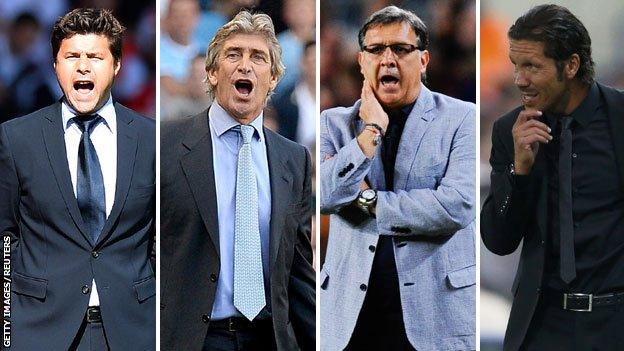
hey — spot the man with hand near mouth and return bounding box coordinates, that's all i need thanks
[320,6,476,351]
[0,8,155,351]
[482,4,624,351]
[160,11,315,351]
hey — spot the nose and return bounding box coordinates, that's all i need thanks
[380,47,397,67]
[77,55,91,74]
[514,69,529,88]
[237,54,252,74]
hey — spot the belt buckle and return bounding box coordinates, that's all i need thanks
[563,293,593,312]
[228,318,236,332]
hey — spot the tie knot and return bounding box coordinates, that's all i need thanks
[561,116,573,130]
[73,115,103,134]
[238,124,255,144]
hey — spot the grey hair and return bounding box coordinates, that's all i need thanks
[358,5,429,50]
[204,10,285,100]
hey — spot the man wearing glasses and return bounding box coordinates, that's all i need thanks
[320,6,475,350]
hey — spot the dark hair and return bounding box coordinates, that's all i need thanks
[508,4,594,85]
[358,6,428,50]
[51,8,125,63]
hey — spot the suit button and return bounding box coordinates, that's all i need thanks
[368,245,376,252]
[82,285,90,294]
[202,314,210,323]
[91,251,99,258]
[210,274,217,282]
[360,284,367,291]
[540,240,545,245]
[397,242,407,248]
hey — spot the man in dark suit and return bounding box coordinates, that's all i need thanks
[160,11,315,351]
[481,4,624,351]
[0,8,155,351]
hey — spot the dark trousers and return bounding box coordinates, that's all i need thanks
[203,320,276,351]
[345,237,414,350]
[521,296,624,351]
[69,319,110,351]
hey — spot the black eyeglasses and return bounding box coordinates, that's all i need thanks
[361,43,422,56]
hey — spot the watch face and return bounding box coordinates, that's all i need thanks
[361,189,376,201]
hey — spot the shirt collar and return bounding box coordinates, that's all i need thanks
[545,82,601,128]
[62,95,116,133]
[209,101,265,142]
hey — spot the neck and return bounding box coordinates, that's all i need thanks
[555,81,590,115]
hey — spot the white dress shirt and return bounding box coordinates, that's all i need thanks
[62,96,117,306]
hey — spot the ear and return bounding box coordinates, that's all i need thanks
[207,67,219,87]
[420,50,430,74]
[269,73,278,92]
[357,51,364,75]
[566,53,580,79]
[113,60,121,76]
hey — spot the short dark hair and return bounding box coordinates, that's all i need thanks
[51,8,125,63]
[508,4,594,85]
[358,6,429,50]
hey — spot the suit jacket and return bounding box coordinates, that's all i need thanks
[159,109,315,351]
[0,102,156,350]
[480,83,624,351]
[319,86,476,351]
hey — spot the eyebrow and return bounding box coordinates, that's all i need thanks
[224,46,269,56]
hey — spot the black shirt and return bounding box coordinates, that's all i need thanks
[543,83,624,293]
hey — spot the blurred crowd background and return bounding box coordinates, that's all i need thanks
[0,0,156,123]
[480,0,624,349]
[159,0,317,265]
[318,0,476,267]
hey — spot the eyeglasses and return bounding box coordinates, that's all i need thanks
[361,43,422,57]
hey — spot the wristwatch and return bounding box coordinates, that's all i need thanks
[356,189,377,215]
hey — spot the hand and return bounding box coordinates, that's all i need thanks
[511,109,552,174]
[359,79,389,131]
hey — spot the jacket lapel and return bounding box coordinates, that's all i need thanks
[180,110,220,253]
[264,129,293,272]
[96,103,138,246]
[600,84,624,190]
[41,102,92,247]
[395,86,435,190]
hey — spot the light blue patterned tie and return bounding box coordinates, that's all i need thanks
[233,124,266,321]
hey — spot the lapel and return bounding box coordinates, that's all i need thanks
[394,85,436,190]
[95,103,138,246]
[264,129,293,273]
[41,102,92,247]
[599,84,624,190]
[180,110,220,254]
[532,147,548,241]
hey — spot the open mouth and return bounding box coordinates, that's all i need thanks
[234,79,253,96]
[379,74,400,87]
[521,91,538,105]
[73,80,95,94]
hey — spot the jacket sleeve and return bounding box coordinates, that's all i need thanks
[480,118,534,255]
[0,124,20,251]
[289,147,316,351]
[375,108,475,236]
[319,109,372,214]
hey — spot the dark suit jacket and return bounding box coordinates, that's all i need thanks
[0,102,156,350]
[481,83,624,351]
[159,109,316,351]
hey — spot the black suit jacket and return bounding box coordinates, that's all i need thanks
[159,109,316,351]
[0,102,156,350]
[481,83,624,351]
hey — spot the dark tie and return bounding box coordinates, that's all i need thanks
[559,116,576,283]
[74,115,106,243]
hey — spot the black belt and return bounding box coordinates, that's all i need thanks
[86,306,102,323]
[208,317,270,332]
[543,289,624,312]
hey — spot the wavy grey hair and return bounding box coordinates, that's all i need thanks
[204,11,285,99]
